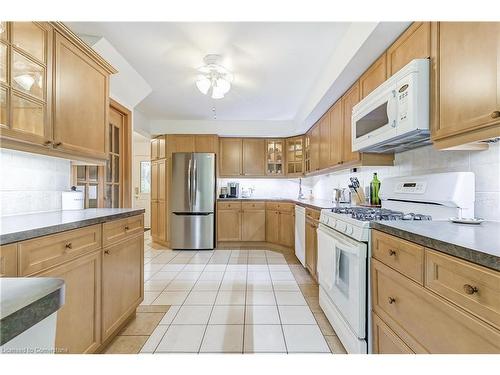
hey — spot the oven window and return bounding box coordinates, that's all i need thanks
[355,102,389,138]
[335,249,350,297]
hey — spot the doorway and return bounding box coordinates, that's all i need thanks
[132,131,151,228]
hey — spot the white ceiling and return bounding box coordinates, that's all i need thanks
[67,22,350,122]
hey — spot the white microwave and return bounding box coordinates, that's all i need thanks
[352,59,430,153]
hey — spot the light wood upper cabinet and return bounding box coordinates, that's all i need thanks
[167,135,195,153]
[319,114,330,170]
[286,136,304,176]
[310,124,320,172]
[387,22,431,76]
[242,138,266,176]
[342,81,361,164]
[53,31,109,159]
[37,250,101,354]
[219,138,242,176]
[102,233,144,341]
[360,53,387,99]
[0,22,52,146]
[266,139,285,176]
[195,134,218,153]
[329,99,343,166]
[432,22,500,148]
[151,136,166,160]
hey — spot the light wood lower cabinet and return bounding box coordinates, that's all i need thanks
[0,244,18,277]
[265,209,280,244]
[36,250,101,354]
[278,210,295,248]
[102,233,144,342]
[372,312,414,354]
[241,205,266,241]
[305,216,318,280]
[265,203,295,248]
[217,202,241,241]
[4,214,144,353]
[371,230,500,354]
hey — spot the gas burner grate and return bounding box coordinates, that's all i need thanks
[331,206,432,221]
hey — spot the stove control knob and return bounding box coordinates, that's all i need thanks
[330,218,336,226]
[346,226,354,235]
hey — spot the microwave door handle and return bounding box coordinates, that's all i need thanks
[387,89,398,128]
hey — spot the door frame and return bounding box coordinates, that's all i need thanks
[109,98,132,208]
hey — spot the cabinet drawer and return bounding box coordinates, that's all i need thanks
[266,202,294,212]
[19,225,102,276]
[371,258,500,353]
[103,215,144,247]
[0,244,18,277]
[217,201,242,210]
[372,230,424,284]
[241,201,265,210]
[305,208,320,221]
[372,312,414,354]
[425,249,500,330]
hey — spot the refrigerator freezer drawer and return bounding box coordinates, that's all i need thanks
[171,213,215,250]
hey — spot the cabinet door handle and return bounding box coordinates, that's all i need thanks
[463,284,478,295]
[388,297,396,304]
[53,142,62,147]
[65,242,72,249]
[491,111,500,119]
[388,249,396,256]
[104,250,110,255]
[124,225,129,231]
[43,140,52,147]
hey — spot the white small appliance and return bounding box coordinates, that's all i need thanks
[294,205,306,266]
[352,58,430,153]
[61,188,84,210]
[317,172,475,354]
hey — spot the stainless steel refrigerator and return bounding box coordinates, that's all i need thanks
[170,152,216,250]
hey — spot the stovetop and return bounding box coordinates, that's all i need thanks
[330,206,432,222]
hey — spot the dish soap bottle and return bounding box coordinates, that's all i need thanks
[370,173,381,206]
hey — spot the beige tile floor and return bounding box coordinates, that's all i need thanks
[103,231,347,354]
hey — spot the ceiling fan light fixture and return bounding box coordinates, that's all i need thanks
[196,76,211,95]
[196,54,233,99]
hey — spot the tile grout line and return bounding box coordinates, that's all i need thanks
[196,248,227,353]
[266,249,289,354]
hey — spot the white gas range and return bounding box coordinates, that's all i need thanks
[316,172,475,354]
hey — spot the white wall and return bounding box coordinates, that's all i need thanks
[218,178,300,199]
[0,149,71,216]
[302,143,500,221]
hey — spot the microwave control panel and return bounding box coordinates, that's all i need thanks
[397,82,410,122]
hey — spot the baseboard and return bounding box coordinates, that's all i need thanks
[217,241,294,252]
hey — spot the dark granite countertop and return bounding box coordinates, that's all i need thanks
[217,197,336,210]
[371,220,500,271]
[0,278,65,346]
[0,208,145,245]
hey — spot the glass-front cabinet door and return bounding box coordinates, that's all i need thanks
[104,112,122,208]
[0,22,51,145]
[286,136,304,176]
[266,139,285,176]
[75,165,101,208]
[304,132,311,174]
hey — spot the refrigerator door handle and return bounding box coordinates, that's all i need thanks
[193,157,197,207]
[187,157,192,210]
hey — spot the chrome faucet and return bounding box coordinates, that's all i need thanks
[298,178,305,200]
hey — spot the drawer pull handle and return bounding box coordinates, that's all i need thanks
[104,250,110,255]
[388,249,396,256]
[53,142,62,147]
[463,284,478,295]
[65,243,72,249]
[388,297,396,304]
[124,226,130,231]
[491,111,500,119]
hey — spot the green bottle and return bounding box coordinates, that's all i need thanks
[370,173,381,206]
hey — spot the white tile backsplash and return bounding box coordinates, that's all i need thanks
[0,149,71,216]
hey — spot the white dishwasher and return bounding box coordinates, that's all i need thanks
[294,205,306,267]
